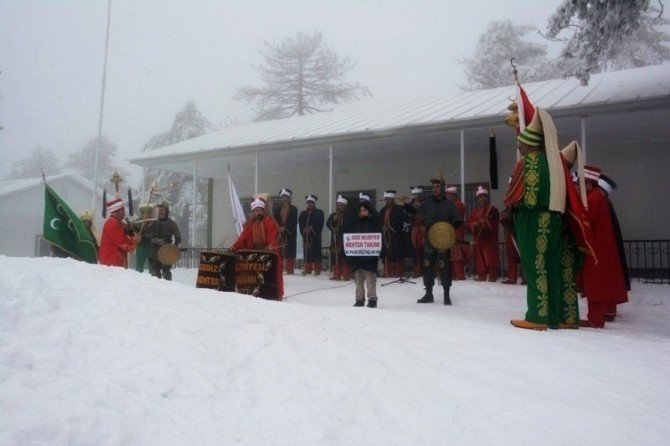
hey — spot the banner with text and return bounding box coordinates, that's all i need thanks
[343,232,382,256]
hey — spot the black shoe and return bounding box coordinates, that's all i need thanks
[444,288,451,305]
[417,294,434,304]
[354,300,365,307]
[366,300,377,308]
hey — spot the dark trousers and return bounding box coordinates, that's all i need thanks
[423,247,451,289]
[149,258,172,280]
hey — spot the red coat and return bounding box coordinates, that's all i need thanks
[467,204,500,269]
[232,216,284,298]
[581,189,628,305]
[99,217,135,268]
[451,199,468,261]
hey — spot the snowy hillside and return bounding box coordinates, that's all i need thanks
[1,256,669,445]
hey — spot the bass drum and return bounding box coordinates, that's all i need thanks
[427,221,456,252]
[157,243,180,265]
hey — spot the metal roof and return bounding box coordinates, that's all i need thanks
[0,174,97,199]
[130,64,670,165]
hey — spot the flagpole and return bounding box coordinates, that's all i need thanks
[91,0,112,216]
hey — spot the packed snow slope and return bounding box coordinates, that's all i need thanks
[1,256,669,445]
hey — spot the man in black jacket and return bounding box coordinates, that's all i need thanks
[145,201,181,280]
[403,173,463,305]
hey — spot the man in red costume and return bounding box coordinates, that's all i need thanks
[232,197,284,299]
[378,189,405,278]
[445,185,468,280]
[579,166,628,328]
[409,186,426,278]
[326,195,351,281]
[99,197,137,268]
[467,186,500,282]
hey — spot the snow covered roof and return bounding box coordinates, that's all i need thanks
[0,174,96,199]
[130,64,670,165]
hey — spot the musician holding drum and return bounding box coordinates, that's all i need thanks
[231,197,284,299]
[145,201,181,281]
[402,172,463,305]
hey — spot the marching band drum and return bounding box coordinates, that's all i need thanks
[196,249,280,300]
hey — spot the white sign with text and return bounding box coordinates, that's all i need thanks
[343,232,382,256]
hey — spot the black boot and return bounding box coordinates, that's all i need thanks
[366,300,377,308]
[443,287,451,305]
[417,287,434,303]
[354,300,365,307]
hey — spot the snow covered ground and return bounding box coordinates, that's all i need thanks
[1,256,669,445]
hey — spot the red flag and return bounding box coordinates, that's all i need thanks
[516,83,535,132]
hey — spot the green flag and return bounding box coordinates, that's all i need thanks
[43,183,98,264]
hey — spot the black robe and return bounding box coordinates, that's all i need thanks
[298,208,324,262]
[273,203,298,259]
[378,204,405,261]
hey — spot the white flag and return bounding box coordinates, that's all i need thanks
[228,172,245,236]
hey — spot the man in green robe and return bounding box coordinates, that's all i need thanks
[505,107,567,330]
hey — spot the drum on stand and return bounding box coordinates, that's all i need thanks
[236,249,279,300]
[196,250,237,292]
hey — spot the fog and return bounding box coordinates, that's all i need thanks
[0,0,561,186]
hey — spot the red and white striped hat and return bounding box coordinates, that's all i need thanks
[250,198,266,211]
[445,185,458,195]
[583,165,601,183]
[475,186,489,197]
[106,197,124,213]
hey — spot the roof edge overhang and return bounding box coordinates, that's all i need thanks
[129,95,670,168]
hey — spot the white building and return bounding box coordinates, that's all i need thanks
[0,174,101,257]
[130,65,670,249]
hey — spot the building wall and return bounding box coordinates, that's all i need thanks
[0,179,99,257]
[210,131,670,249]
[212,150,519,250]
[585,138,669,240]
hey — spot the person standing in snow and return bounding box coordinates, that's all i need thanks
[99,197,137,268]
[506,108,566,330]
[144,201,181,281]
[273,188,298,275]
[445,185,468,280]
[402,172,463,305]
[326,195,351,281]
[298,194,324,276]
[408,186,426,278]
[467,186,500,282]
[345,200,382,308]
[578,167,629,328]
[231,197,284,299]
[378,189,405,278]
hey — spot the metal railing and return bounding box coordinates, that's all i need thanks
[176,240,670,284]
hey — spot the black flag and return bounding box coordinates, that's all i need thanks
[489,130,498,190]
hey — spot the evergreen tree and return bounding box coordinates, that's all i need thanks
[460,21,562,90]
[144,100,216,151]
[605,5,670,70]
[144,101,215,248]
[545,0,667,85]
[66,135,124,183]
[234,31,370,121]
[4,146,61,180]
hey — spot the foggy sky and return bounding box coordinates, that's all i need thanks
[0,0,561,186]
